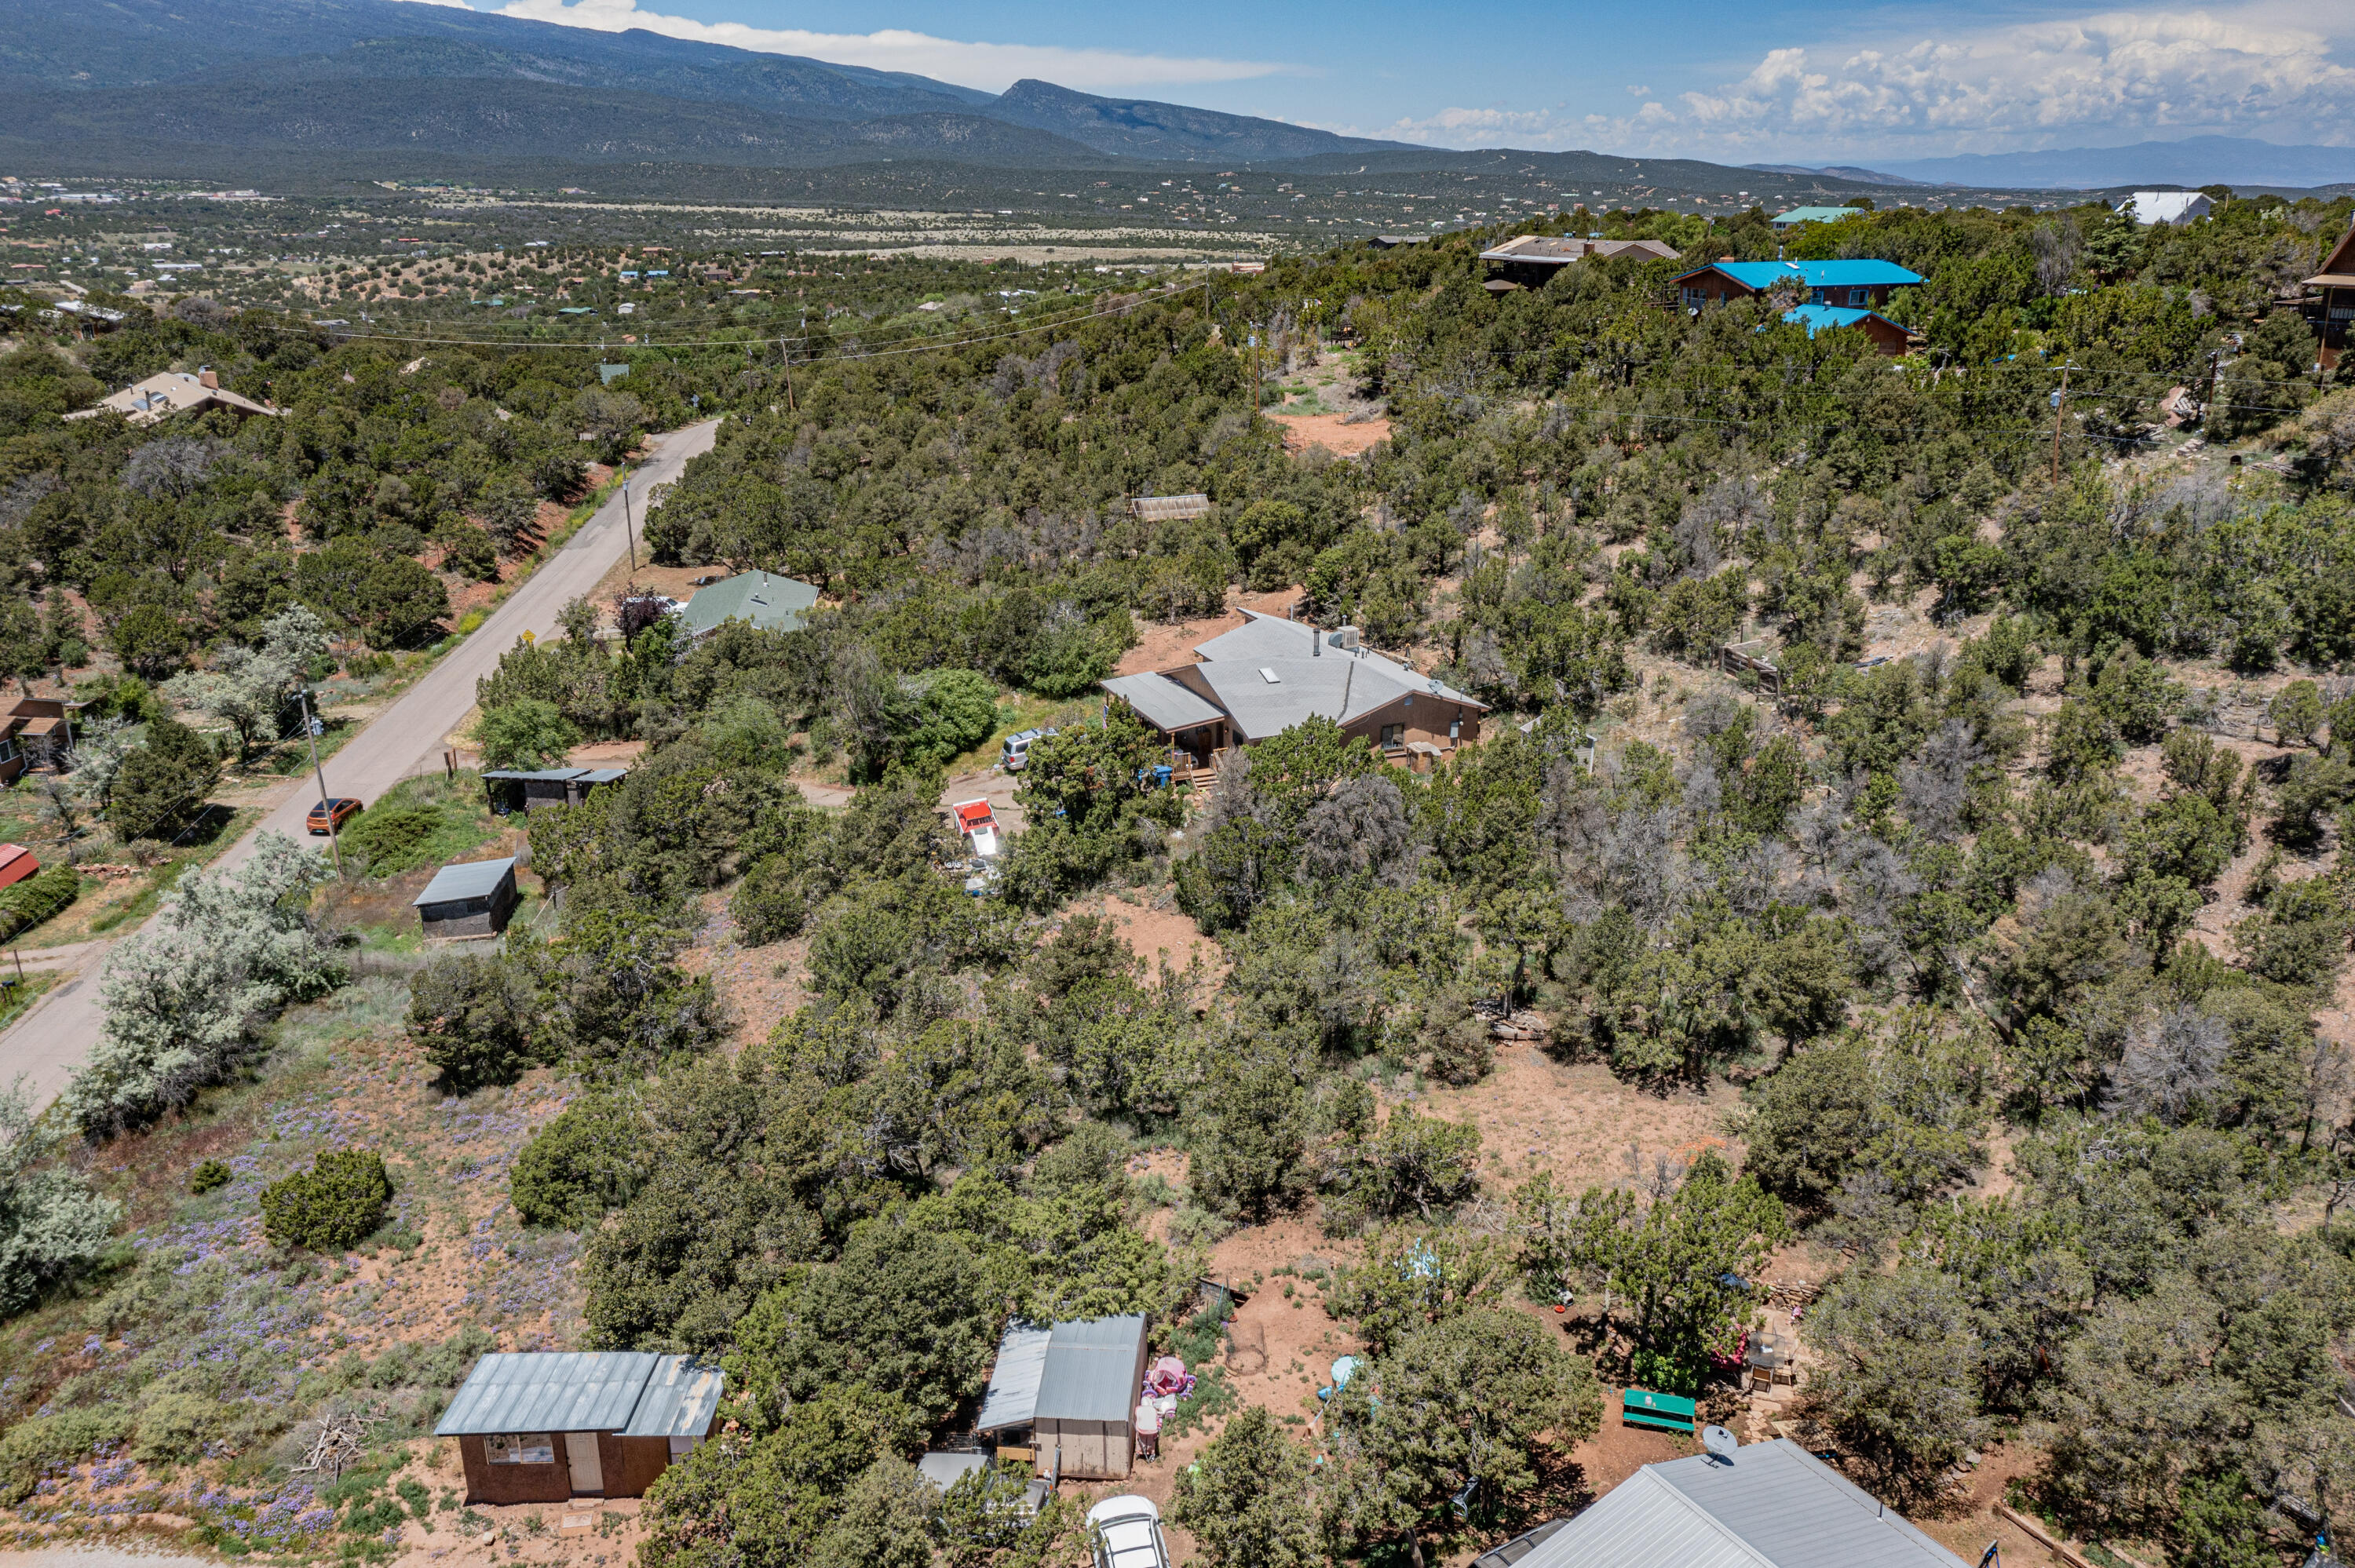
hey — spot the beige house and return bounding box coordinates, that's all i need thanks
[68,368,279,426]
[1103,608,1487,778]
[973,1315,1151,1482]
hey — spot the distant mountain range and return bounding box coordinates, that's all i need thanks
[1762,137,2351,192]
[2,0,2344,203]
[0,0,1410,167]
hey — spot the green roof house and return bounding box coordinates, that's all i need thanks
[676,570,820,640]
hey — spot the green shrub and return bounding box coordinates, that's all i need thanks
[0,1406,133,1504]
[188,1159,232,1194]
[511,1092,644,1227]
[261,1150,392,1251]
[728,854,812,946]
[476,698,581,771]
[0,864,80,941]
[341,804,444,877]
[406,951,542,1091]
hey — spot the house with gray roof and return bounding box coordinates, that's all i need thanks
[676,570,820,640]
[1101,609,1487,777]
[1509,1436,1970,1568]
[436,1351,724,1503]
[973,1314,1150,1482]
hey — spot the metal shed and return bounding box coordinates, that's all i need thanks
[436,1352,724,1504]
[414,857,519,939]
[973,1315,1150,1482]
[481,768,628,815]
[1126,494,1212,522]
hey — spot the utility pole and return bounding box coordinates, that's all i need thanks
[622,476,637,571]
[2050,363,2072,486]
[298,688,343,879]
[2200,348,2220,432]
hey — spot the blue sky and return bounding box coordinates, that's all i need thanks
[429,0,2355,160]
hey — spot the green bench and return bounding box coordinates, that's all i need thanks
[1621,1388,1697,1434]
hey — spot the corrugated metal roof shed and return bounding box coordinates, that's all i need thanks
[480,768,586,783]
[1516,1439,1969,1568]
[622,1356,725,1438]
[413,857,517,908]
[1128,494,1212,522]
[1034,1314,1147,1424]
[975,1324,1053,1431]
[1102,673,1224,733]
[436,1351,662,1436]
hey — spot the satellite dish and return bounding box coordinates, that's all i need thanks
[1702,1425,1740,1462]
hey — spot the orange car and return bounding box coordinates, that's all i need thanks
[307,797,363,835]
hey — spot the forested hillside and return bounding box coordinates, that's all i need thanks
[0,188,2352,1568]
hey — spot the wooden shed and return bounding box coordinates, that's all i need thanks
[414,857,519,939]
[436,1352,725,1504]
[972,1314,1150,1482]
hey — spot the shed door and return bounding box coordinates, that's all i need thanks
[565,1435,604,1494]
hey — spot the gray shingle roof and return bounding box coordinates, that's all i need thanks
[1102,673,1224,733]
[1516,1439,1970,1568]
[413,857,517,908]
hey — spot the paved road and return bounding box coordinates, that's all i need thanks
[0,421,718,1113]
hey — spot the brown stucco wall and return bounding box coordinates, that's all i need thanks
[457,1436,572,1505]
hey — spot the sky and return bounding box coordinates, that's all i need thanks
[416,0,2355,162]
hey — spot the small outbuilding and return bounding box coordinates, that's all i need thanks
[436,1351,724,1503]
[414,857,519,939]
[481,767,627,815]
[0,844,38,891]
[973,1314,1151,1482]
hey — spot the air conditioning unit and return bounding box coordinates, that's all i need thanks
[1329,625,1361,651]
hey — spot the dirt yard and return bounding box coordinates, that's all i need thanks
[1268,409,1393,458]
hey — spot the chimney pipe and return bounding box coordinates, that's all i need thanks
[1311,620,1320,657]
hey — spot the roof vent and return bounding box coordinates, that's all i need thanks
[1259,668,1281,684]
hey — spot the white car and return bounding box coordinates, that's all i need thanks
[1086,1496,1170,1568]
[1001,727,1057,772]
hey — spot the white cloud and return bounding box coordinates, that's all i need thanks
[1615,5,2355,155]
[1346,4,2355,159]
[472,0,1287,93]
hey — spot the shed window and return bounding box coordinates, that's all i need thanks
[486,1434,556,1465]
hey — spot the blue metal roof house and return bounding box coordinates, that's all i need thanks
[1674,259,1924,312]
[1780,304,1912,356]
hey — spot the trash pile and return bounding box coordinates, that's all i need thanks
[1142,1355,1196,1413]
